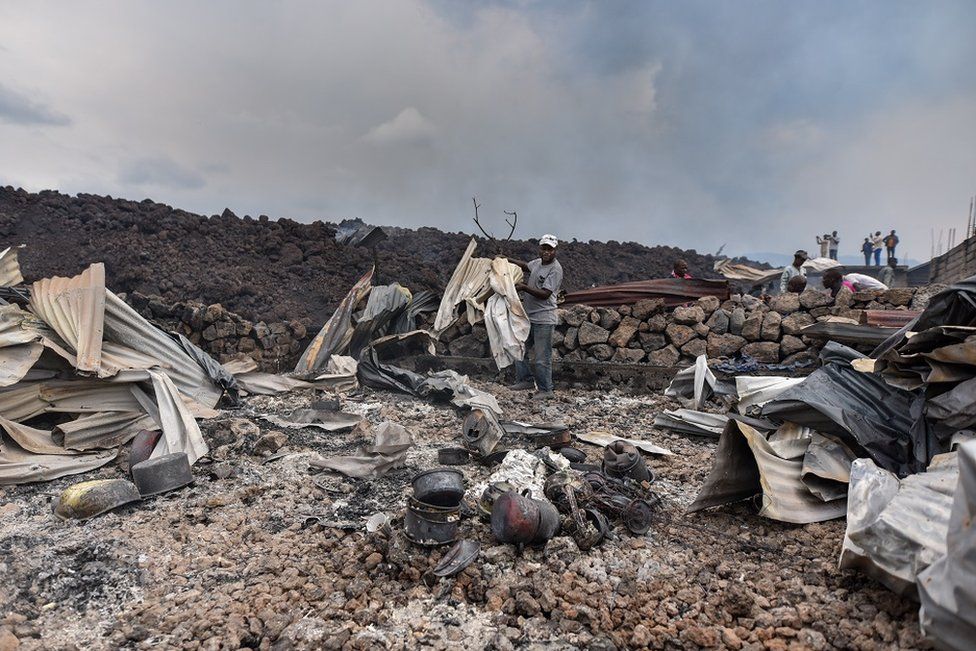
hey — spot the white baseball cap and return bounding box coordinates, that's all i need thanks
[539,234,558,248]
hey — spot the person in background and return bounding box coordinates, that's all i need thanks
[871,231,884,266]
[508,234,563,400]
[786,275,807,293]
[845,271,888,290]
[861,237,873,265]
[779,250,808,293]
[828,231,840,260]
[881,257,897,288]
[885,230,899,261]
[671,259,692,279]
[822,268,855,298]
[815,234,831,258]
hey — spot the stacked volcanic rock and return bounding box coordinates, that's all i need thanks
[123,291,310,372]
[438,286,930,366]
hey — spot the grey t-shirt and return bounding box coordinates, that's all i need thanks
[522,258,563,324]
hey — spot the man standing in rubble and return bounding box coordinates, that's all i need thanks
[508,234,563,399]
[779,250,807,294]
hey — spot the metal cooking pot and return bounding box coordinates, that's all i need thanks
[412,468,465,507]
[404,497,459,546]
[490,490,560,545]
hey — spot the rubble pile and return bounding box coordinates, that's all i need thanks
[0,383,933,649]
[0,186,745,325]
[440,287,932,366]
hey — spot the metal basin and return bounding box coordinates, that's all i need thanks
[53,479,141,520]
[412,468,465,507]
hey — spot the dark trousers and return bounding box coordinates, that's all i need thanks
[873,248,882,265]
[515,323,554,392]
[829,249,838,260]
[886,246,896,261]
[864,252,872,265]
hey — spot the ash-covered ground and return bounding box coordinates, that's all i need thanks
[0,382,926,650]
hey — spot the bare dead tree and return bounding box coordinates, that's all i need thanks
[503,210,518,240]
[472,196,492,238]
[471,196,519,240]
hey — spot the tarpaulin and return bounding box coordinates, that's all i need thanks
[762,341,936,477]
[918,440,976,650]
[562,278,730,308]
[484,257,530,369]
[432,239,528,369]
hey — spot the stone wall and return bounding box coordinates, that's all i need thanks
[123,292,311,372]
[438,286,937,366]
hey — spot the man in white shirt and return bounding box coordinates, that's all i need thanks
[845,272,888,291]
[779,250,808,294]
[870,231,884,266]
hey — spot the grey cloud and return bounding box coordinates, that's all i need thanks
[118,156,206,190]
[0,83,70,126]
[0,1,974,260]
[363,107,437,145]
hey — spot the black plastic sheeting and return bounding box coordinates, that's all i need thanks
[762,342,942,477]
[335,219,388,248]
[872,275,976,359]
[167,331,240,406]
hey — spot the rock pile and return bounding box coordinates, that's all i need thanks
[439,287,933,366]
[0,186,759,325]
[123,292,311,372]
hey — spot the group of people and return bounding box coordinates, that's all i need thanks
[507,233,902,399]
[780,249,898,297]
[815,231,841,260]
[861,230,899,266]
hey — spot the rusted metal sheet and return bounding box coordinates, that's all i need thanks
[800,321,898,347]
[295,267,374,377]
[861,310,920,328]
[562,278,730,307]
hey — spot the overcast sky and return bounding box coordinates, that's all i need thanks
[1,1,974,263]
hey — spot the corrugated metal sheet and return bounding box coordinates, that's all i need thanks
[432,239,525,336]
[54,411,154,451]
[800,321,898,347]
[29,263,106,375]
[840,453,958,597]
[0,246,24,287]
[862,310,920,328]
[147,369,208,465]
[653,409,728,438]
[918,440,976,650]
[0,343,44,388]
[295,267,374,376]
[0,435,116,486]
[563,278,730,307]
[103,290,222,408]
[689,420,847,523]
